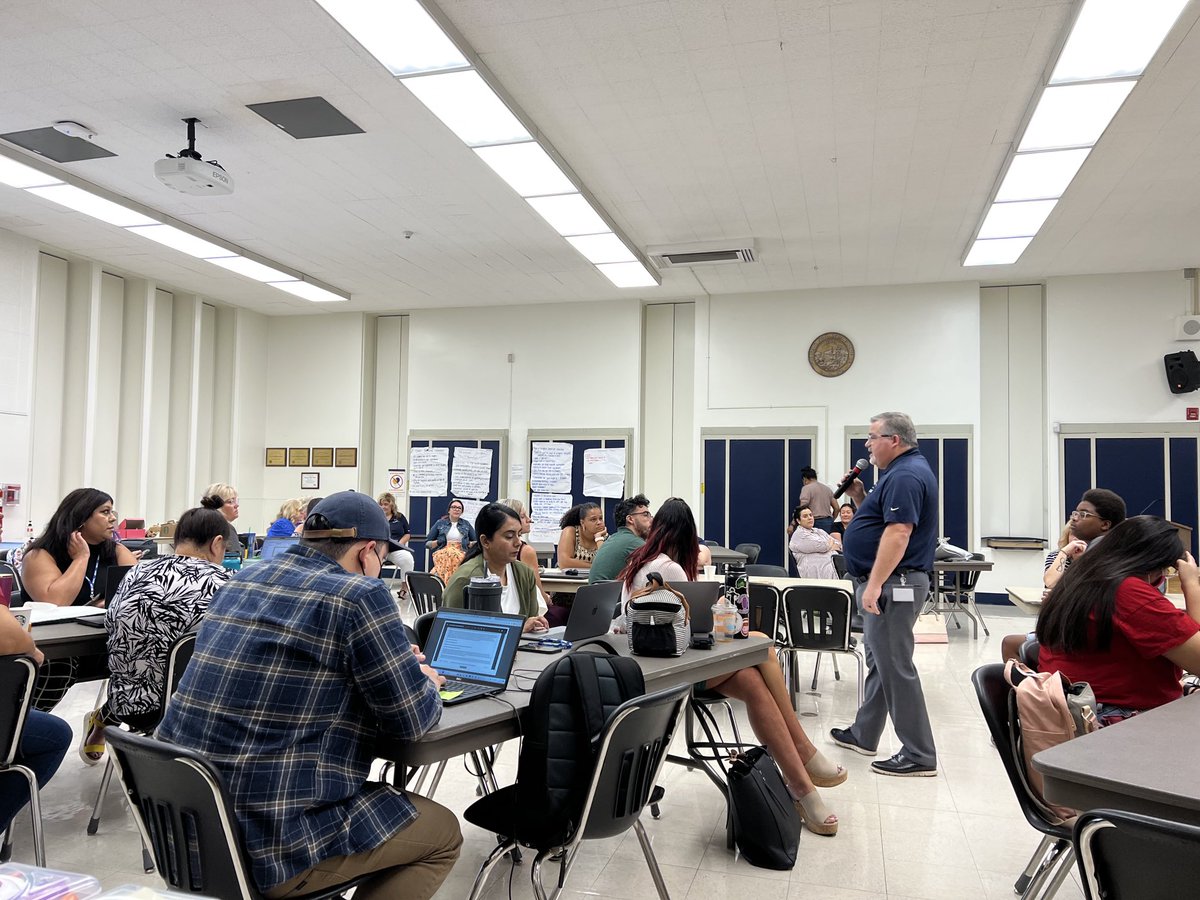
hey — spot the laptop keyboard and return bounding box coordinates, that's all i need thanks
[441,679,494,700]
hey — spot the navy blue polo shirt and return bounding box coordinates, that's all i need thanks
[842,447,939,578]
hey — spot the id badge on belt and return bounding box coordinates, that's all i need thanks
[891,572,916,605]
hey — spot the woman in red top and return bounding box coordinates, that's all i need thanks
[1037,516,1200,722]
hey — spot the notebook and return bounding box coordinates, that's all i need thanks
[423,607,526,705]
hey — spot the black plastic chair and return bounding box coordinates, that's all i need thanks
[1020,638,1041,670]
[1074,809,1200,899]
[747,581,781,641]
[0,655,44,866]
[745,564,788,577]
[120,539,159,559]
[733,542,761,565]
[971,663,1075,899]
[780,585,864,708]
[464,683,689,900]
[89,631,198,859]
[830,553,849,580]
[407,572,444,616]
[108,730,369,900]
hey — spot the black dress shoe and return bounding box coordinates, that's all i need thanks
[829,727,877,757]
[871,753,937,777]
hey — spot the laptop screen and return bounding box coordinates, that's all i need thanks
[425,608,525,687]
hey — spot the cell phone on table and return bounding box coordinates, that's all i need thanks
[76,616,108,629]
[518,643,564,654]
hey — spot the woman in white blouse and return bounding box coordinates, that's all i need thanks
[788,505,838,579]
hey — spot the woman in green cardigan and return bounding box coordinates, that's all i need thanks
[442,502,550,634]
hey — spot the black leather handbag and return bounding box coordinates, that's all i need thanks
[727,746,801,869]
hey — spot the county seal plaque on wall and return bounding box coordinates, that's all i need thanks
[808,332,855,377]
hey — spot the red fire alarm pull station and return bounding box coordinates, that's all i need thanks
[1187,408,1199,421]
[1,484,19,505]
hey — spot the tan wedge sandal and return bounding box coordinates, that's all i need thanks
[794,789,838,836]
[805,749,848,788]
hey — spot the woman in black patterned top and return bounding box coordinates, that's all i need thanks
[104,507,232,734]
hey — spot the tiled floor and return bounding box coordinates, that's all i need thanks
[6,605,1088,899]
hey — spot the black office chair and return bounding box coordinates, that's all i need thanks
[0,655,45,866]
[780,585,864,708]
[1073,809,1200,899]
[89,631,198,866]
[733,543,761,565]
[120,539,158,559]
[972,663,1075,900]
[407,572,444,617]
[1019,638,1041,670]
[463,683,689,900]
[745,564,789,577]
[107,730,369,900]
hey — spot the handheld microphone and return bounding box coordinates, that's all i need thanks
[834,459,869,499]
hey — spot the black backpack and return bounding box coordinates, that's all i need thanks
[513,641,645,848]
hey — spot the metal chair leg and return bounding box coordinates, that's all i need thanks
[465,838,517,900]
[1020,838,1071,900]
[87,756,116,834]
[10,767,45,867]
[1014,834,1054,894]
[141,839,154,873]
[968,595,990,636]
[0,827,10,862]
[832,655,841,681]
[634,818,672,899]
[811,652,822,690]
[854,650,865,708]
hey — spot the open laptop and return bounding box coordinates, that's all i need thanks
[673,581,721,636]
[423,607,526,705]
[522,580,623,644]
[103,565,134,602]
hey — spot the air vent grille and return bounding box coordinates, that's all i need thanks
[648,240,757,268]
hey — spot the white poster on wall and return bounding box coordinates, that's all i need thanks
[409,447,449,496]
[582,447,626,498]
[459,497,488,526]
[530,492,573,543]
[451,447,493,499]
[530,442,573,493]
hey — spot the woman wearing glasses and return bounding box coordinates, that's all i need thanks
[20,488,139,759]
[202,482,243,557]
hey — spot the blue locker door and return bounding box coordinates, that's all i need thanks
[1062,438,1093,519]
[728,439,786,568]
[702,440,727,548]
[1095,438,1166,519]
[941,438,969,548]
[1170,438,1199,557]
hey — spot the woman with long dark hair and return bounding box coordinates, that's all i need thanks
[556,502,607,570]
[20,488,139,759]
[442,503,549,633]
[619,498,846,836]
[1037,516,1200,721]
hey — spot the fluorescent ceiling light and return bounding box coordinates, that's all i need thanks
[26,184,157,227]
[1019,82,1134,151]
[566,233,637,264]
[0,157,63,188]
[272,281,348,303]
[209,256,299,283]
[125,224,235,259]
[314,0,469,76]
[526,193,609,237]
[995,149,1091,201]
[474,142,575,197]
[596,261,659,288]
[1052,0,1189,83]
[963,237,1033,267]
[977,199,1058,239]
[402,70,530,146]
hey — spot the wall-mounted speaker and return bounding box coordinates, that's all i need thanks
[1175,316,1200,340]
[1164,350,1200,394]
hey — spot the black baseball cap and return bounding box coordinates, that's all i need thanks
[304,491,401,552]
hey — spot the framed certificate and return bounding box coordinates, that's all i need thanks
[311,447,334,467]
[301,472,320,490]
[335,447,358,467]
[265,448,287,467]
[288,447,311,467]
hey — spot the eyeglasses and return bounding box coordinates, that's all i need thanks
[632,511,653,518]
[866,432,895,442]
[1070,510,1101,521]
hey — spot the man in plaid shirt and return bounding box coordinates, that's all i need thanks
[159,492,461,899]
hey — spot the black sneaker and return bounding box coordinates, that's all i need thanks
[871,753,937,777]
[829,727,877,757]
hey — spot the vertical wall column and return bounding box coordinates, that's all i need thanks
[88,273,125,490]
[116,279,151,513]
[372,315,408,501]
[29,255,69,526]
[165,293,202,517]
[641,302,695,504]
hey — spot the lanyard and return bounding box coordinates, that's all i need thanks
[83,555,100,601]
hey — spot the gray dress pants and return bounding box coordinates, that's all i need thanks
[848,572,937,766]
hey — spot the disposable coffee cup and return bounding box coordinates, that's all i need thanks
[703,565,716,577]
[466,576,502,613]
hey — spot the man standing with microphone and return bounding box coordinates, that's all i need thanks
[830,412,939,776]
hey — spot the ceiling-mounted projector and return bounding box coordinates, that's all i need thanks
[154,117,233,196]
